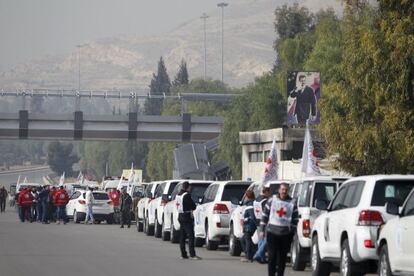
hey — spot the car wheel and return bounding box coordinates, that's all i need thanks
[73,210,80,224]
[229,224,242,256]
[291,234,307,271]
[161,219,170,241]
[145,216,154,236]
[154,216,162,238]
[340,239,363,276]
[311,235,331,276]
[379,245,393,276]
[170,217,180,244]
[137,219,143,232]
[205,222,218,251]
[195,237,205,247]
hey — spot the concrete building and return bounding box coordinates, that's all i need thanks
[239,127,345,181]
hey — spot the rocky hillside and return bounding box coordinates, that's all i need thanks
[0,0,342,90]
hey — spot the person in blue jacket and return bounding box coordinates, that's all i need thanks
[240,189,256,262]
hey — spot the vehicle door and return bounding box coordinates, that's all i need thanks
[194,185,212,235]
[325,182,363,258]
[399,192,414,271]
[310,181,337,230]
[67,191,81,216]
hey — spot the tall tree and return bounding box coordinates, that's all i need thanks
[47,142,79,176]
[320,1,414,175]
[144,57,171,115]
[173,59,189,87]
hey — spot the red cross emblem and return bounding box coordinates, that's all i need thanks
[176,202,180,209]
[276,207,286,218]
[255,208,261,215]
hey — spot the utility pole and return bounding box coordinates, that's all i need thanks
[200,13,209,80]
[217,2,228,83]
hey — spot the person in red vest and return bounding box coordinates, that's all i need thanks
[17,188,33,222]
[53,185,69,225]
[109,188,121,224]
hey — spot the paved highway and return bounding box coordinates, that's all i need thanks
[0,206,328,276]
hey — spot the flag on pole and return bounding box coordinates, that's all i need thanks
[77,171,84,185]
[127,163,135,187]
[17,175,21,185]
[301,121,321,176]
[23,177,28,184]
[59,172,65,186]
[263,138,279,184]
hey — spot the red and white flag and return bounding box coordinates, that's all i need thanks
[301,121,321,176]
[263,138,279,184]
[127,163,135,187]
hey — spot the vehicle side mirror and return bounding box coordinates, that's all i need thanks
[386,202,399,216]
[315,199,329,211]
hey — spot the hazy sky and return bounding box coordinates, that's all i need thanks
[0,0,225,71]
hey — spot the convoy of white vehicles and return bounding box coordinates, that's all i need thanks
[15,173,414,275]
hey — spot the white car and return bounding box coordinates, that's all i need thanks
[163,180,212,243]
[290,176,348,271]
[147,180,180,238]
[228,180,291,256]
[193,181,252,250]
[377,188,414,276]
[311,175,414,276]
[66,190,114,224]
[135,181,162,234]
[103,179,120,192]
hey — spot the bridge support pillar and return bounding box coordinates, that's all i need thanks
[128,112,138,140]
[74,111,83,140]
[19,110,28,139]
[182,113,191,142]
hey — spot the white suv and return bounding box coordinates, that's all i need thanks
[193,181,251,250]
[135,181,162,234]
[377,188,414,276]
[147,180,180,238]
[311,175,414,276]
[291,176,348,271]
[163,180,212,243]
[228,180,291,256]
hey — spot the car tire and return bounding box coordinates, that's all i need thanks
[145,216,154,236]
[340,239,363,276]
[311,236,331,276]
[154,216,162,238]
[205,222,218,251]
[161,220,170,241]
[195,237,205,247]
[106,214,114,225]
[229,225,242,256]
[73,210,80,224]
[291,234,307,271]
[379,244,393,276]
[170,219,180,244]
[137,220,143,232]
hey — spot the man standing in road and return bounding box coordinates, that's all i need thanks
[260,183,298,276]
[0,186,8,213]
[109,188,121,223]
[17,187,33,222]
[39,185,50,224]
[253,186,272,263]
[53,185,69,225]
[84,186,95,224]
[177,181,201,260]
[119,188,132,228]
[289,74,317,124]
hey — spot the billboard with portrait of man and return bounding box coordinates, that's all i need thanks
[287,71,320,125]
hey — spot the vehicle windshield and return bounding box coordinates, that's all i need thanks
[371,180,414,206]
[190,183,210,202]
[312,182,337,207]
[221,185,248,202]
[92,192,109,200]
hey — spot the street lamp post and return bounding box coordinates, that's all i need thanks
[217,2,228,83]
[200,13,209,80]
